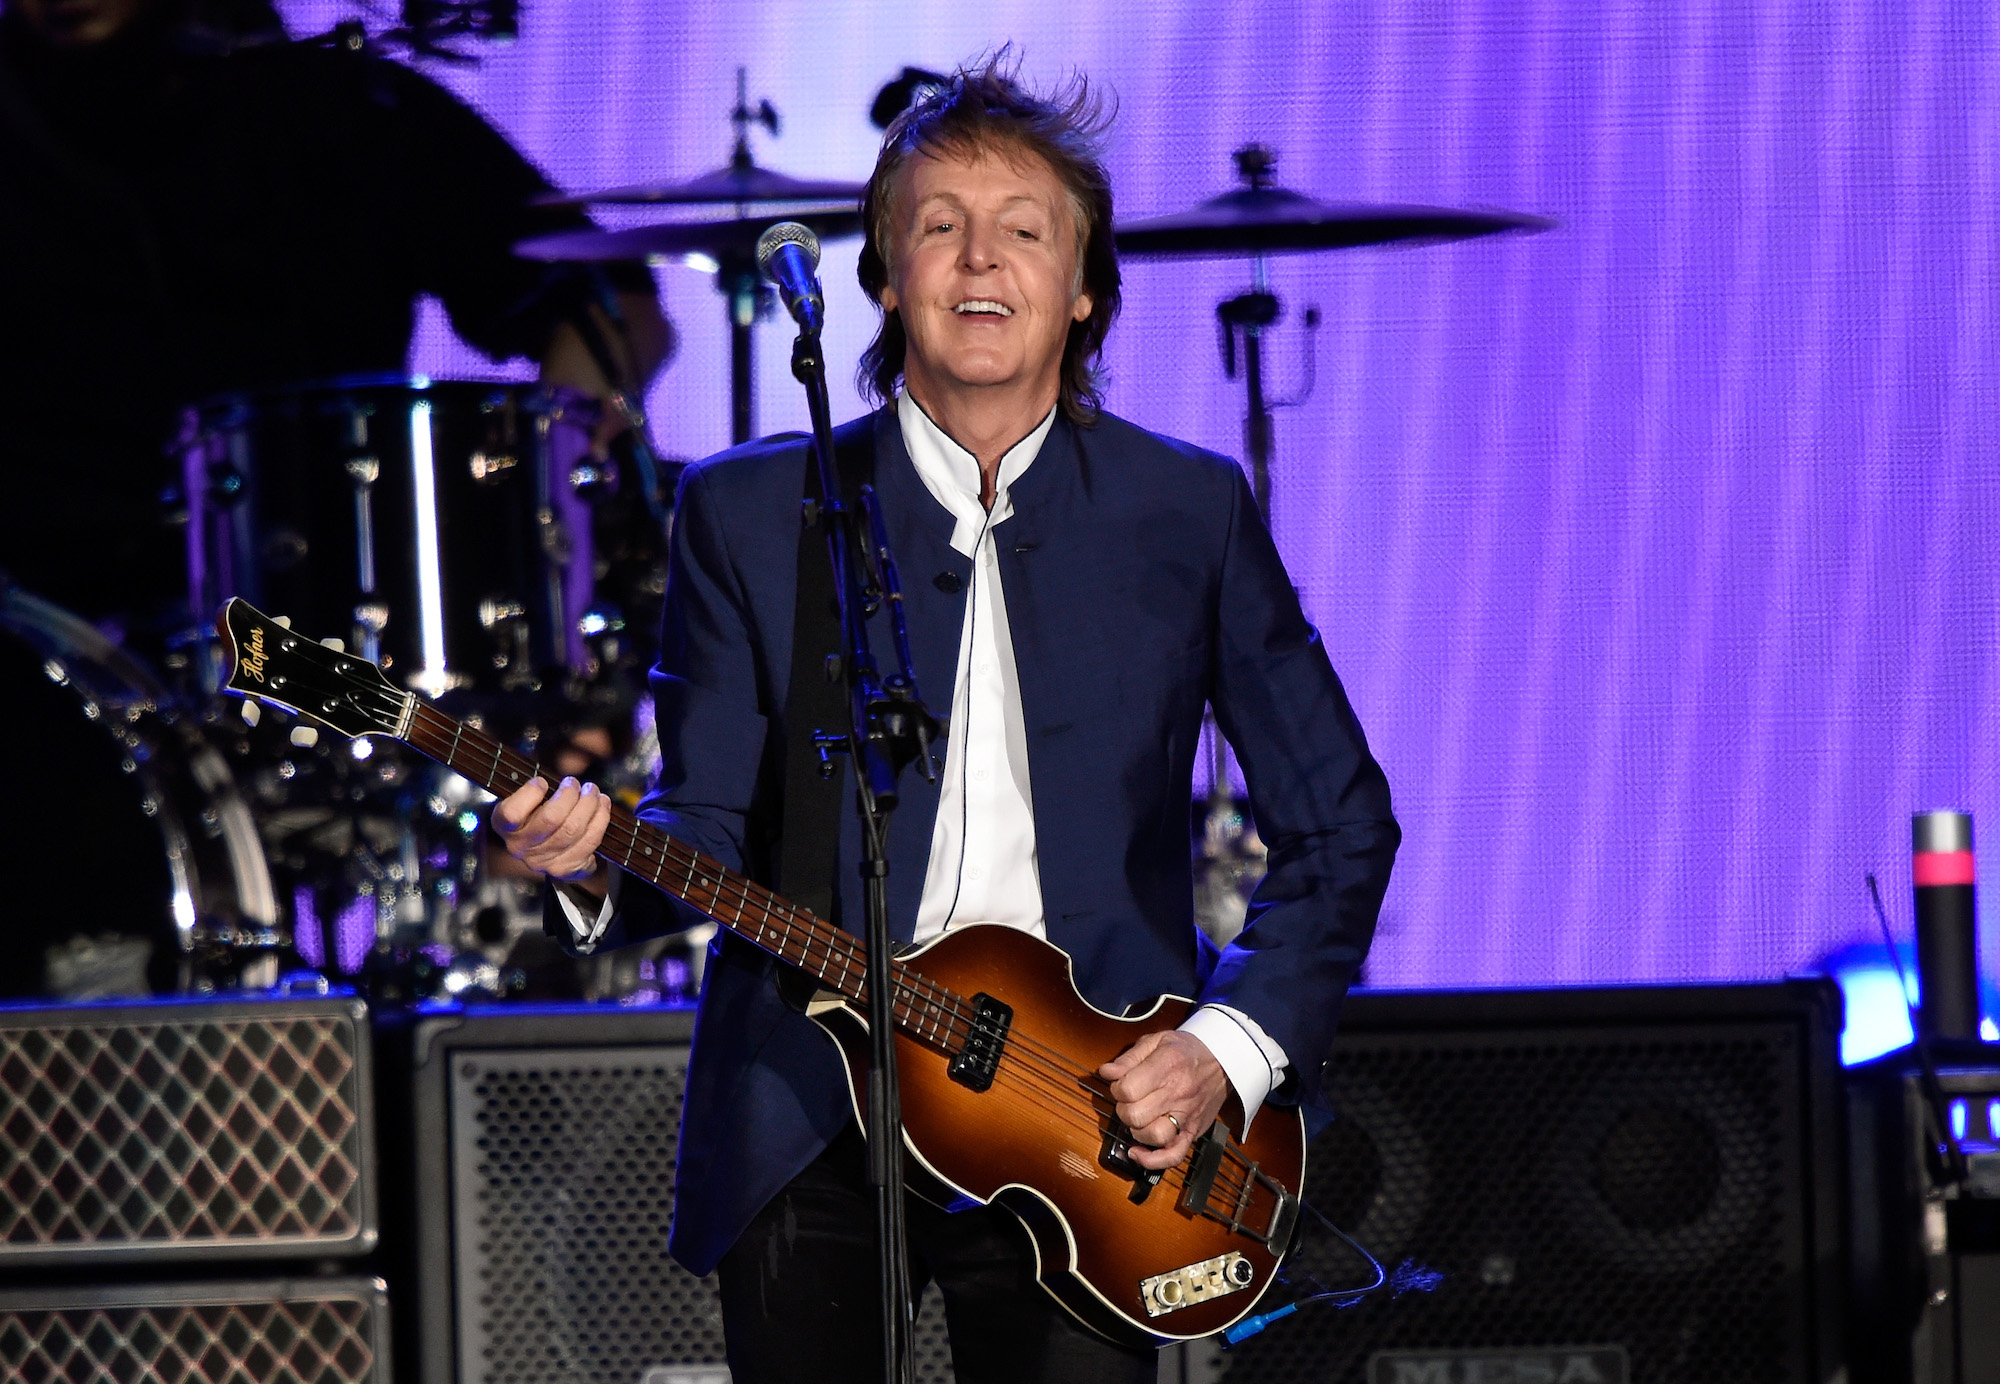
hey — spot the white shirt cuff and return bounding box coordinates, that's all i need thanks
[1178,1004,1291,1139]
[553,870,619,951]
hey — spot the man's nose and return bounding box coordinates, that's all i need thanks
[960,220,1003,272]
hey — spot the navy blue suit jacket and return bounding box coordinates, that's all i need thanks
[563,404,1398,1276]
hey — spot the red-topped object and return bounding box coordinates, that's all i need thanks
[1913,810,1981,1041]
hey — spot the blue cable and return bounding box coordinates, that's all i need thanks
[1222,1194,1442,1349]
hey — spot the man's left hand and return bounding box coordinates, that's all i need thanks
[1099,1030,1230,1170]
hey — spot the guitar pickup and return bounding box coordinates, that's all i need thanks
[1098,1121,1166,1203]
[946,992,1012,1092]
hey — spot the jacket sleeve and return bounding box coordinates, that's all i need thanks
[1195,462,1399,1117]
[546,461,772,954]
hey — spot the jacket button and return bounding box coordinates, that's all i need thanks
[934,571,964,594]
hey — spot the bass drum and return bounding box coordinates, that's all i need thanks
[0,587,277,998]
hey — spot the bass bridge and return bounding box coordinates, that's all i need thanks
[1176,1121,1300,1252]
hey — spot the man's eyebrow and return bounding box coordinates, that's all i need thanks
[913,191,1048,213]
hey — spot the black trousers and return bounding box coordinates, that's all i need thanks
[716,1123,1160,1384]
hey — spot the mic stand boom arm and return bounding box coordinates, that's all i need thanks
[789,326,940,1384]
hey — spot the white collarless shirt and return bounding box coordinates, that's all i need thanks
[902,392,1051,942]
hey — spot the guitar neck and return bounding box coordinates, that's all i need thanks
[397,698,874,1005]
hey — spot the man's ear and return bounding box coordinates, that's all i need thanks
[880,284,901,314]
[1072,292,1094,323]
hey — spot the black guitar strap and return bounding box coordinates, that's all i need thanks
[774,415,879,926]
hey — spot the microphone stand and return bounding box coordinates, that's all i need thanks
[788,325,939,1384]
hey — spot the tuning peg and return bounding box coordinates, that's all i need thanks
[240,700,262,727]
[290,726,319,748]
[274,614,292,629]
[320,637,345,652]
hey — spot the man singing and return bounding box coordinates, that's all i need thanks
[495,54,1398,1384]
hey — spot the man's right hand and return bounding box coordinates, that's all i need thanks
[492,776,612,899]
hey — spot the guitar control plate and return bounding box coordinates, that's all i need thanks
[1139,1251,1256,1318]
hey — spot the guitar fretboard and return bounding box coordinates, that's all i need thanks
[400,699,970,1050]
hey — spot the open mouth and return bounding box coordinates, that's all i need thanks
[953,300,1015,317]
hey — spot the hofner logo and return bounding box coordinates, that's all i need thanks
[239,625,269,683]
[1367,1346,1629,1384]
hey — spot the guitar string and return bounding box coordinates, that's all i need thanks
[394,694,1271,1212]
[329,680,1269,1211]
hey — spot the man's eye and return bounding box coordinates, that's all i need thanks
[929,221,956,234]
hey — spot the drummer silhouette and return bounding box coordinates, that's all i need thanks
[0,0,671,630]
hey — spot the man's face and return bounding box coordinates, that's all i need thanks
[878,142,1094,406]
[10,0,155,46]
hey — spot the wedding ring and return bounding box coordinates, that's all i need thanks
[1166,1112,1181,1134]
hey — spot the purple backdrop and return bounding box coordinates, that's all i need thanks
[277,0,2000,992]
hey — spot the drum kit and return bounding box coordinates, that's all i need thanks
[11,73,1547,1001]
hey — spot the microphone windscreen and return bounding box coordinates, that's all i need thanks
[756,221,822,275]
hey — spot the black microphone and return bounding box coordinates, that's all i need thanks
[756,222,825,333]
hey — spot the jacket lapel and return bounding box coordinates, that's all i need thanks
[989,418,1107,937]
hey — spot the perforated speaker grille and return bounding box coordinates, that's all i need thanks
[1220,1021,1813,1384]
[0,1277,388,1384]
[0,1000,372,1263]
[447,1044,955,1384]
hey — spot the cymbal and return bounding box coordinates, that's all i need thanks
[537,159,867,210]
[1115,187,1552,259]
[516,208,863,264]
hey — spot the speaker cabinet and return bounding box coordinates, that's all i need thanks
[0,1277,390,1384]
[409,1005,956,1384]
[1210,982,1845,1384]
[0,997,375,1266]
[1846,1048,2000,1384]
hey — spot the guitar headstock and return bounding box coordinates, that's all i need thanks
[215,598,410,742]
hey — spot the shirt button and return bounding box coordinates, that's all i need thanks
[967,866,983,880]
[975,768,990,781]
[978,661,993,675]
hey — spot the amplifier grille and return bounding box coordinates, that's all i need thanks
[1224,1025,1810,1384]
[451,1046,715,1382]
[447,1043,954,1384]
[0,1279,387,1384]
[0,1003,370,1261]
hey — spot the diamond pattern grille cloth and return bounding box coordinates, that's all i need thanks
[0,1015,363,1253]
[0,1290,380,1384]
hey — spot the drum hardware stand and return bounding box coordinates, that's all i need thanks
[785,295,940,1384]
[1204,148,1321,900]
[1212,146,1322,525]
[344,434,385,668]
[707,69,783,444]
[528,405,576,678]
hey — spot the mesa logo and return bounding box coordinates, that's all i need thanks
[1366,1345,1630,1384]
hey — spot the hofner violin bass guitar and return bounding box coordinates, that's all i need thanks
[216,598,1305,1345]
